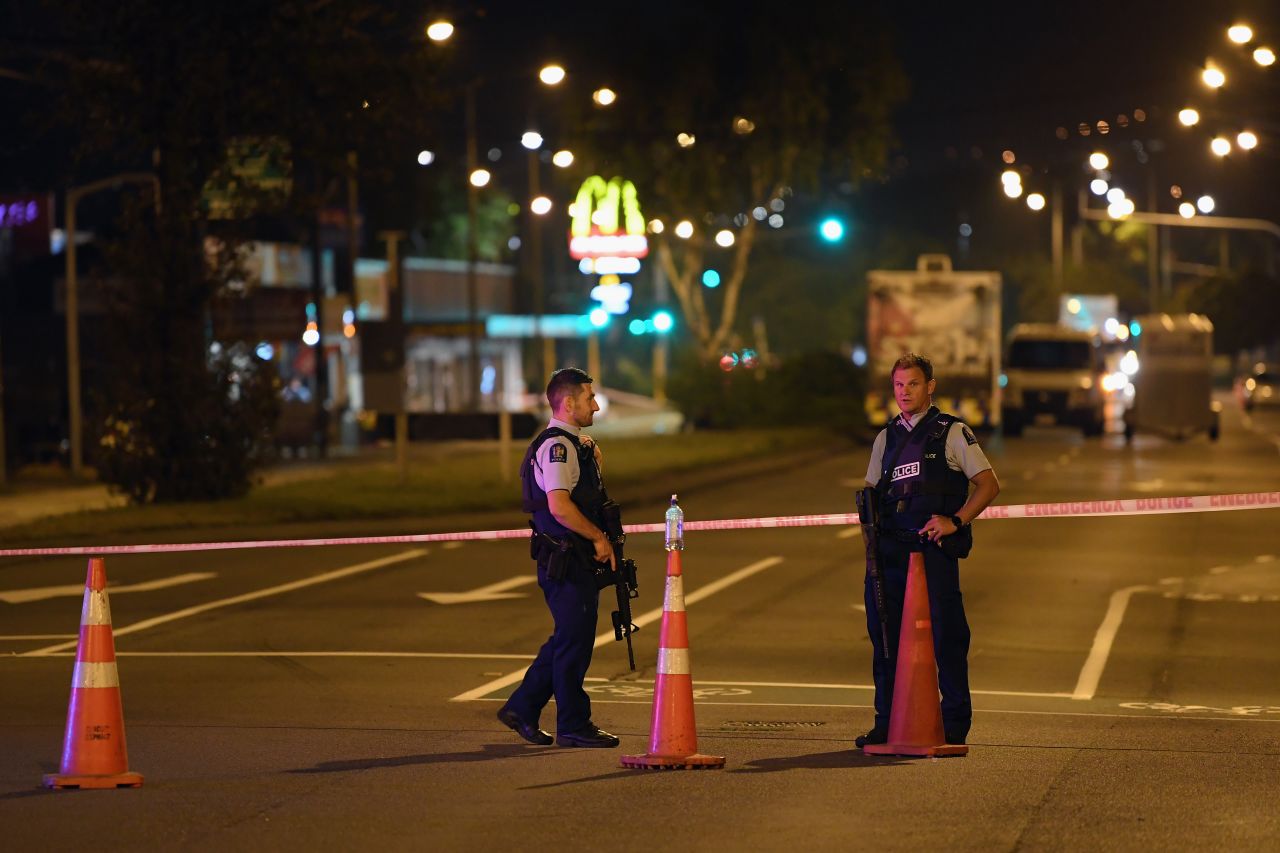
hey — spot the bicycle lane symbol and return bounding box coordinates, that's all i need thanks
[1119,702,1280,717]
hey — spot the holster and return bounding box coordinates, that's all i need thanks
[880,524,973,559]
[529,526,578,581]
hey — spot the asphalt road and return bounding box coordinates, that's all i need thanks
[2,400,1279,851]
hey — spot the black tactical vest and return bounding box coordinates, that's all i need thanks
[879,407,971,530]
[520,426,606,537]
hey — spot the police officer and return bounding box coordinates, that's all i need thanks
[857,353,1001,748]
[497,367,621,748]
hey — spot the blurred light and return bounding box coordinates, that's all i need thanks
[732,116,755,135]
[1104,317,1121,336]
[1079,376,1094,390]
[998,373,1008,388]
[1067,298,1082,315]
[958,223,973,237]
[674,220,694,239]
[1097,120,1110,135]
[1228,24,1253,44]
[487,147,502,162]
[1197,194,1215,213]
[1089,152,1109,170]
[343,323,356,339]
[588,308,610,328]
[1255,47,1276,66]
[628,318,646,335]
[719,352,739,372]
[1106,187,1126,204]
[1179,202,1196,218]
[1107,200,1128,219]
[740,349,758,369]
[521,131,543,150]
[255,342,274,361]
[508,202,521,216]
[1210,136,1231,156]
[599,274,620,287]
[752,206,767,220]
[579,256,640,275]
[1101,372,1129,393]
[1246,377,1257,391]
[819,217,845,241]
[768,213,784,228]
[1170,184,1182,199]
[1003,182,1023,199]
[676,132,696,148]
[1116,325,1129,342]
[1120,350,1140,376]
[1119,198,1135,216]
[1178,108,1200,126]
[702,269,721,288]
[641,218,662,236]
[1000,169,1021,185]
[1237,131,1258,150]
[1129,320,1142,337]
[507,236,522,251]
[1026,192,1046,211]
[426,21,454,42]
[769,198,785,212]
[1134,108,1146,122]
[530,196,552,215]
[714,229,735,247]
[470,169,491,187]
[1002,149,1016,163]
[1202,66,1226,88]
[416,150,435,166]
[852,345,868,367]
[652,311,674,333]
[592,87,616,106]
[539,64,566,85]
[302,323,320,346]
[1090,178,1109,196]
[552,149,574,168]
[342,308,355,325]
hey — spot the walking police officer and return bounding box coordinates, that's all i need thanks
[856,353,1001,748]
[497,367,621,748]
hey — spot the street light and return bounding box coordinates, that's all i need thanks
[416,149,435,166]
[648,218,665,234]
[520,131,543,150]
[1255,47,1276,66]
[1197,194,1215,213]
[1210,136,1232,157]
[426,21,454,42]
[1026,192,1046,211]
[1202,66,1226,88]
[676,132,696,148]
[714,229,735,247]
[1178,108,1200,126]
[552,149,574,168]
[1000,169,1020,186]
[469,168,491,187]
[1090,178,1109,196]
[1228,24,1253,44]
[1088,152,1109,170]
[674,220,694,239]
[1237,130,1258,150]
[1179,202,1196,218]
[1106,187,1126,204]
[1002,181,1023,199]
[538,64,566,85]
[530,196,552,215]
[592,87,616,106]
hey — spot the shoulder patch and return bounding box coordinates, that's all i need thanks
[961,425,977,446]
[549,442,568,463]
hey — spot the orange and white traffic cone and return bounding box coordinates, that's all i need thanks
[864,551,968,758]
[621,549,724,770]
[44,557,144,789]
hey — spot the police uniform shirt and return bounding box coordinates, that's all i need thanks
[534,417,585,494]
[864,409,992,487]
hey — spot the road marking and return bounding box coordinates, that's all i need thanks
[442,542,464,550]
[419,575,537,605]
[450,556,785,702]
[1256,554,1276,563]
[0,572,217,604]
[1209,566,1231,575]
[1073,583,1156,700]
[3,651,536,661]
[836,527,862,539]
[0,634,78,640]
[23,549,428,657]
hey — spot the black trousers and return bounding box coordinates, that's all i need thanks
[504,560,599,733]
[864,538,972,737]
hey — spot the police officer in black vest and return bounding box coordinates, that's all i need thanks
[497,368,621,748]
[856,353,1001,749]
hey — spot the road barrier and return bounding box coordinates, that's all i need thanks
[0,491,1277,558]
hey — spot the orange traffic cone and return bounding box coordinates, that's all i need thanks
[44,558,144,789]
[621,549,724,770]
[863,551,968,758]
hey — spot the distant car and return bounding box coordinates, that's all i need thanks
[1239,365,1280,412]
[1001,324,1106,437]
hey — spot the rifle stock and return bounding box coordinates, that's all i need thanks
[855,487,892,660]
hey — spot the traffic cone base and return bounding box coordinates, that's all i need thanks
[43,771,143,790]
[621,549,724,771]
[863,551,968,759]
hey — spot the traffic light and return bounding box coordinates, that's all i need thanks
[819,217,846,242]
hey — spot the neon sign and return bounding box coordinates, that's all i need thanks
[569,176,648,260]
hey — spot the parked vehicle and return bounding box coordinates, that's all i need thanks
[1123,313,1220,443]
[1002,324,1106,437]
[1236,362,1280,412]
[864,254,1002,427]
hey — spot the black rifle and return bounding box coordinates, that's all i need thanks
[600,499,640,671]
[854,487,892,660]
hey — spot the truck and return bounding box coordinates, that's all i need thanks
[865,255,1002,428]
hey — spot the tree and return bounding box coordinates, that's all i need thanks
[564,6,906,361]
[25,0,442,501]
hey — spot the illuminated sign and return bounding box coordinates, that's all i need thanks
[569,176,648,260]
[579,256,641,275]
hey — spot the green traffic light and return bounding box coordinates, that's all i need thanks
[819,217,845,242]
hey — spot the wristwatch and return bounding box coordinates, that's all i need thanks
[948,514,965,529]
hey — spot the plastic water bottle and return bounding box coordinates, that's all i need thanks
[665,494,684,552]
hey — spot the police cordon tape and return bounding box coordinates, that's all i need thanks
[0,491,1277,558]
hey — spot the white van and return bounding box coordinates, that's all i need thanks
[1002,324,1106,437]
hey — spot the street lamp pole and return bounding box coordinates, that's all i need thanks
[465,81,482,412]
[64,173,159,478]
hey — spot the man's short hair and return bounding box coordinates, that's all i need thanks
[546,367,594,411]
[891,352,933,382]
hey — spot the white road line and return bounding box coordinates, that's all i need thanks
[836,527,862,539]
[450,556,785,702]
[604,678,1072,699]
[0,634,78,640]
[4,651,534,661]
[22,549,428,657]
[1073,583,1156,700]
[418,575,537,605]
[0,571,217,604]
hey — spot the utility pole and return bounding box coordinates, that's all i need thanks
[1051,181,1064,290]
[464,81,481,412]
